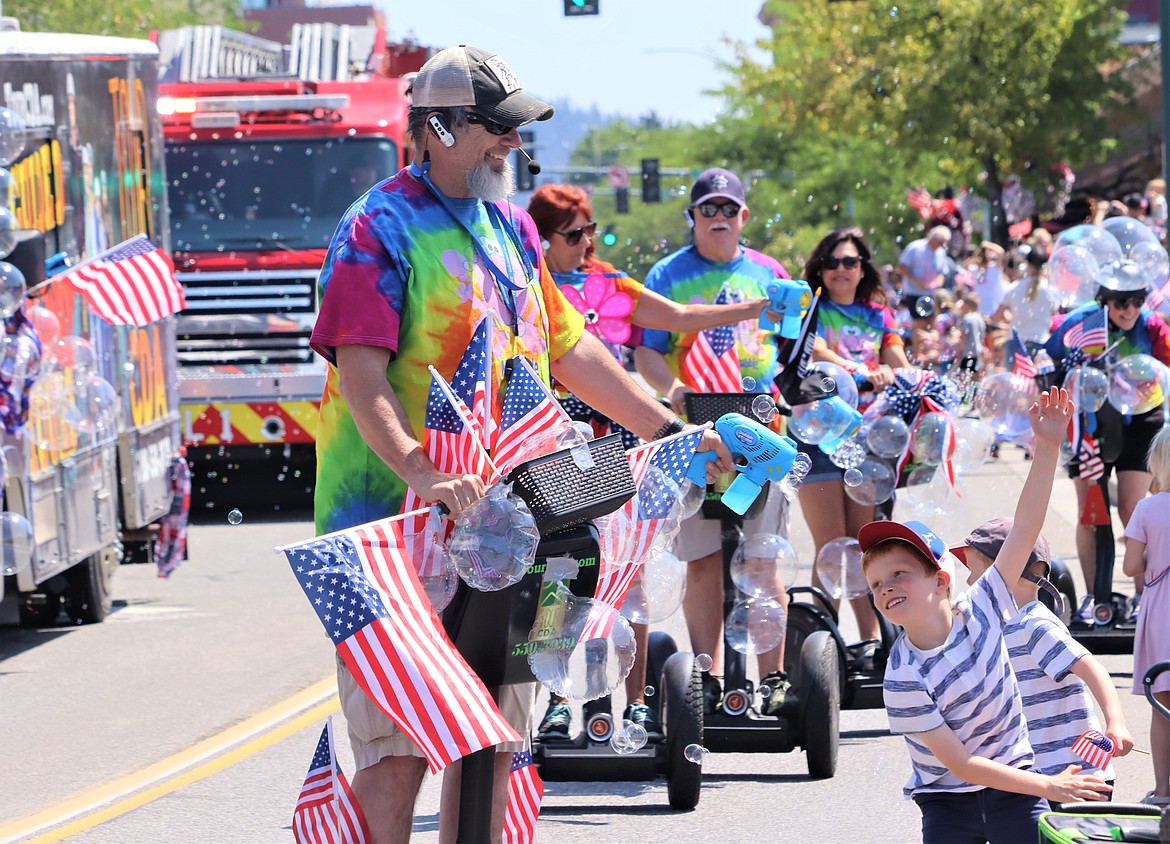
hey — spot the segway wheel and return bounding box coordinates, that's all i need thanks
[645,631,679,725]
[784,602,846,697]
[800,630,840,779]
[662,651,703,810]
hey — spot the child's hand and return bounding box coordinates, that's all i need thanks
[1106,722,1135,757]
[1044,765,1112,802]
[1029,386,1074,446]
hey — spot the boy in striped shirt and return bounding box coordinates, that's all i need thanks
[859,387,1111,843]
[953,518,1134,807]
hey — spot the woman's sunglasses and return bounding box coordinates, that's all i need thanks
[1105,294,1145,310]
[694,201,742,218]
[554,221,598,246]
[822,255,862,270]
[466,112,515,136]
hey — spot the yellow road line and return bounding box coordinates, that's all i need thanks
[0,677,340,844]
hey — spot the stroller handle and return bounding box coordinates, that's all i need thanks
[1142,660,1170,722]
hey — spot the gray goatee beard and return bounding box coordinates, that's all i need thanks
[467,158,516,203]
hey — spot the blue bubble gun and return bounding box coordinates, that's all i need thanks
[685,412,799,515]
[757,278,814,339]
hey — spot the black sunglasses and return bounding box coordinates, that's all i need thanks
[822,255,862,270]
[695,201,742,219]
[466,112,516,136]
[554,221,597,247]
[1105,294,1145,310]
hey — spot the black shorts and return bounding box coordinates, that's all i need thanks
[1068,409,1163,477]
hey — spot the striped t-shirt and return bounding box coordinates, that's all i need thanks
[884,567,1033,797]
[1005,601,1114,779]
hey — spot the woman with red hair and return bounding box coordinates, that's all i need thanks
[527,183,767,739]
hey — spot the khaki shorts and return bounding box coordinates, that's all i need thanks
[673,488,790,563]
[337,655,534,771]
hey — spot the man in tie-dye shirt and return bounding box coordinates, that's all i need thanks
[309,46,731,842]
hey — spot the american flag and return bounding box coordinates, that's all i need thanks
[502,749,543,844]
[154,454,191,579]
[293,718,368,844]
[1009,330,1037,380]
[400,368,497,577]
[1071,729,1114,771]
[451,316,494,449]
[61,235,185,326]
[586,428,703,639]
[1077,431,1104,480]
[492,356,572,474]
[1063,306,1108,354]
[284,516,520,772]
[681,288,743,393]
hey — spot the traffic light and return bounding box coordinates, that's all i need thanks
[641,158,661,203]
[563,0,599,15]
[515,130,535,192]
[615,186,629,214]
[601,225,617,247]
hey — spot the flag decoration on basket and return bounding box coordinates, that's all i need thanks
[584,428,704,640]
[492,356,572,475]
[1071,729,1114,771]
[882,369,960,493]
[450,315,495,450]
[60,234,186,326]
[501,749,543,844]
[293,718,369,844]
[681,288,743,393]
[400,367,498,578]
[1063,306,1108,355]
[1009,330,1037,380]
[284,514,519,772]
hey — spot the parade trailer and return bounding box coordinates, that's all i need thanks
[0,19,184,625]
[156,25,425,494]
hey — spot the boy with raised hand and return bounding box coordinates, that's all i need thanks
[859,387,1111,844]
[953,518,1134,807]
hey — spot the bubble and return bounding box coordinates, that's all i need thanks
[644,685,655,697]
[0,207,17,261]
[952,417,995,475]
[620,550,686,624]
[725,596,786,655]
[0,511,33,575]
[1107,354,1168,415]
[911,412,951,466]
[610,720,648,755]
[840,457,893,506]
[684,744,709,764]
[447,485,539,591]
[1101,215,1159,257]
[975,371,1036,439]
[1,330,41,386]
[1046,245,1101,309]
[741,376,757,391]
[790,453,813,477]
[26,305,61,350]
[529,607,636,701]
[1130,240,1170,289]
[53,336,98,374]
[694,652,714,672]
[0,261,26,318]
[814,536,868,600]
[678,479,704,520]
[811,360,858,407]
[1063,366,1108,414]
[789,396,860,445]
[828,435,866,469]
[1055,224,1124,268]
[71,374,121,440]
[843,467,863,486]
[865,414,911,459]
[730,533,797,598]
[751,393,776,422]
[0,107,27,166]
[227,508,243,525]
[421,559,459,613]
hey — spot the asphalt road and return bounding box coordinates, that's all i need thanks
[0,447,1158,843]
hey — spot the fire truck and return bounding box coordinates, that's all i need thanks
[0,20,183,625]
[156,25,426,497]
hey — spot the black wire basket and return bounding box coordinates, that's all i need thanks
[506,433,635,536]
[684,392,762,426]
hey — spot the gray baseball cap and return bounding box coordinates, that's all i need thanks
[410,45,553,127]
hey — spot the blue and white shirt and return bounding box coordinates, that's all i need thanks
[884,567,1033,797]
[1005,601,1113,779]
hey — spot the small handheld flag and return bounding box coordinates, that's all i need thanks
[1071,729,1114,771]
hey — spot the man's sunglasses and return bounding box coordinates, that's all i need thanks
[466,112,516,136]
[1105,294,1145,310]
[822,255,862,270]
[554,221,597,246]
[694,201,742,219]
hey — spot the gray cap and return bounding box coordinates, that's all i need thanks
[410,45,553,127]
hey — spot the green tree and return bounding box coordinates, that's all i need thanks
[737,0,1131,245]
[6,0,240,37]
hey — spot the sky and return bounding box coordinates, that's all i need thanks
[373,1,772,124]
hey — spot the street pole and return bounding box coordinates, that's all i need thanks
[1162,0,1170,185]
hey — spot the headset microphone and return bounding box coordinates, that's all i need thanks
[517,146,541,176]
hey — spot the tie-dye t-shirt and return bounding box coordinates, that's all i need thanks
[310,169,584,535]
[817,298,902,368]
[1046,302,1170,366]
[552,257,644,364]
[640,245,788,391]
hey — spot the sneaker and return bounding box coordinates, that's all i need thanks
[1141,790,1170,807]
[1071,594,1095,627]
[760,671,799,717]
[701,672,722,716]
[622,702,661,735]
[537,701,572,739]
[1124,593,1142,625]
